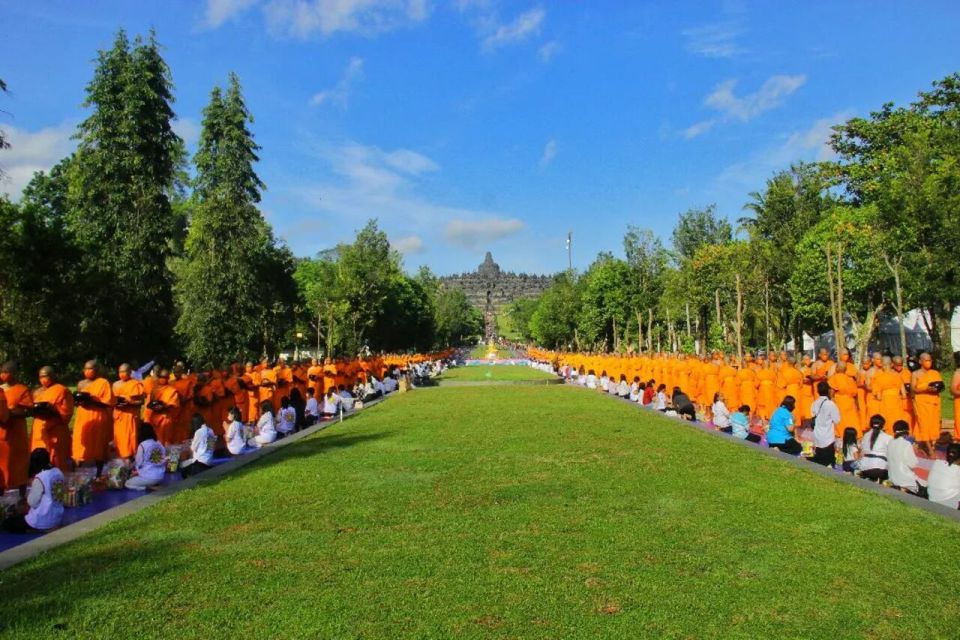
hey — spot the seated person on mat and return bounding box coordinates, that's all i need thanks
[1,448,66,533]
[249,401,277,448]
[860,414,892,482]
[712,392,732,432]
[766,396,802,455]
[126,423,167,490]
[731,405,761,443]
[224,407,247,456]
[671,388,696,421]
[181,413,216,478]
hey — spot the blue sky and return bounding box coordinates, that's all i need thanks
[2,1,959,276]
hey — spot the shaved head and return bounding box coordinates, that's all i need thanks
[0,361,16,374]
[38,366,54,378]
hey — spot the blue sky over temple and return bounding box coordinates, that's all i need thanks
[2,0,959,274]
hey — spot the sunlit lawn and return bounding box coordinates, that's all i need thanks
[439,364,556,382]
[1,385,959,639]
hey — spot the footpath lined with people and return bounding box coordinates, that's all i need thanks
[0,352,451,551]
[528,347,960,514]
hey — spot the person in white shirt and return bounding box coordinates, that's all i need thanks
[599,371,610,392]
[338,386,356,412]
[859,415,892,482]
[249,401,277,448]
[887,420,922,494]
[629,377,641,402]
[655,384,668,411]
[840,427,861,473]
[304,393,320,425]
[383,376,398,394]
[276,397,297,436]
[372,376,385,396]
[224,407,247,455]
[809,381,841,467]
[182,413,217,478]
[585,370,597,390]
[1,449,65,533]
[927,443,960,509]
[712,392,732,431]
[126,423,167,490]
[322,389,341,416]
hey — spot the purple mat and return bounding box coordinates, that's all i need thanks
[0,452,240,554]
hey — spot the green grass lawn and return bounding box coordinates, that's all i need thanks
[2,385,959,639]
[439,365,556,382]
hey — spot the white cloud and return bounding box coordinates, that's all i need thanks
[681,74,807,140]
[204,0,259,28]
[288,140,507,240]
[539,138,557,167]
[444,218,525,248]
[682,20,745,58]
[265,0,428,38]
[0,122,75,200]
[310,57,364,107]
[391,234,424,254]
[705,75,807,121]
[172,117,201,146]
[481,7,545,50]
[681,119,716,139]
[538,39,560,62]
[713,110,852,192]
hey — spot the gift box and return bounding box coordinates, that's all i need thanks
[166,445,182,473]
[104,459,131,490]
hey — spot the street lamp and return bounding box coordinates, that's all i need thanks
[295,331,303,361]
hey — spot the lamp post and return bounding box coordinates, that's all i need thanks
[295,331,303,361]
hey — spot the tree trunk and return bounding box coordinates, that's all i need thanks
[647,308,653,352]
[666,308,672,353]
[612,315,619,353]
[735,273,744,362]
[685,302,692,337]
[636,309,643,354]
[764,280,771,355]
[883,254,908,360]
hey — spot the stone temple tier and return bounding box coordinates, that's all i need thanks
[440,252,552,339]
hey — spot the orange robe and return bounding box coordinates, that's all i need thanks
[828,374,860,439]
[72,377,114,463]
[720,365,739,411]
[797,367,814,420]
[148,385,181,445]
[195,383,220,435]
[260,368,278,412]
[756,369,777,421]
[873,371,905,435]
[246,371,262,423]
[225,374,245,425]
[322,363,338,397]
[307,365,323,399]
[913,369,943,442]
[703,364,720,409]
[112,379,144,458]
[896,367,914,429]
[737,367,758,415]
[30,383,74,472]
[777,366,803,419]
[171,376,195,443]
[1,383,33,488]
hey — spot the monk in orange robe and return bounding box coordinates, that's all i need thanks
[873,357,906,435]
[828,363,860,439]
[797,355,815,421]
[891,356,914,430]
[259,362,279,412]
[193,373,219,434]
[737,364,758,417]
[719,360,739,411]
[225,365,246,424]
[322,359,338,399]
[72,360,114,474]
[170,365,195,442]
[862,353,884,432]
[208,370,229,431]
[809,348,834,390]
[244,362,261,423]
[30,366,74,472]
[912,352,943,449]
[146,370,181,445]
[112,364,145,459]
[756,359,777,421]
[777,357,804,419]
[1,362,33,491]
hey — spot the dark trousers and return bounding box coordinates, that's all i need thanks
[180,460,213,479]
[811,443,835,467]
[770,438,802,455]
[860,468,888,482]
[744,433,761,443]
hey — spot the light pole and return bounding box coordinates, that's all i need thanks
[566,231,572,272]
[295,331,303,361]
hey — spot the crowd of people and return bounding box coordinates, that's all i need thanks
[529,346,960,511]
[0,351,451,534]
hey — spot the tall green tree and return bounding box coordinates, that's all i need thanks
[66,30,184,364]
[173,73,293,364]
[670,204,732,261]
[434,286,482,348]
[529,272,581,350]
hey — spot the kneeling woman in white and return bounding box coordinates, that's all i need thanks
[249,400,277,448]
[928,443,960,510]
[1,448,65,533]
[125,423,167,490]
[181,413,217,478]
[224,407,247,455]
